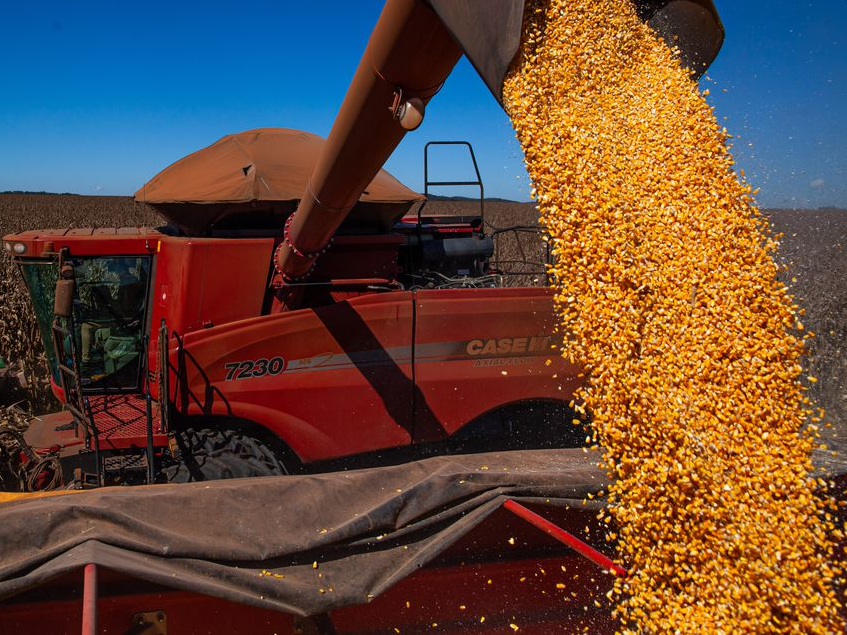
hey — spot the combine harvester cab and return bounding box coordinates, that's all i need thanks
[1,0,724,632]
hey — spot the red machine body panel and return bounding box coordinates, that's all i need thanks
[4,227,158,258]
[5,224,580,468]
[414,288,580,438]
[173,286,577,463]
[175,291,416,461]
[146,234,274,401]
[151,235,273,335]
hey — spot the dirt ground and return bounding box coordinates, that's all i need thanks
[768,209,847,457]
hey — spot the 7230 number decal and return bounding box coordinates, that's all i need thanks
[224,357,286,381]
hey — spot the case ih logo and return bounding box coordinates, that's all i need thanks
[465,336,551,357]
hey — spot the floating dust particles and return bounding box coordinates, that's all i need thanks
[502,0,844,632]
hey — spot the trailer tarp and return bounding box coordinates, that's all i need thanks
[0,449,609,615]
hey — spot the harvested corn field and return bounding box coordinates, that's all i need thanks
[503,0,844,632]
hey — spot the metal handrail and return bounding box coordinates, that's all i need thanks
[487,224,553,285]
[158,319,171,435]
[503,499,628,577]
[142,334,155,484]
[420,141,485,227]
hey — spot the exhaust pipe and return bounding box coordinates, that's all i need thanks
[276,0,724,283]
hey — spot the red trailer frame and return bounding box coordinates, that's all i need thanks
[1,498,626,635]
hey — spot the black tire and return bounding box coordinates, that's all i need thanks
[163,427,288,483]
[447,401,590,454]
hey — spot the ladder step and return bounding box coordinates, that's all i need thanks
[65,403,87,422]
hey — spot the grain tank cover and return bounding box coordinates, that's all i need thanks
[135,128,424,234]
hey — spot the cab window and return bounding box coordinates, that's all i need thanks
[70,256,151,390]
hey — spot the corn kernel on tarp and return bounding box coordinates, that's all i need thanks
[503,0,844,632]
[0,489,83,504]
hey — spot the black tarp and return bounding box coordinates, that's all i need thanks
[0,449,609,616]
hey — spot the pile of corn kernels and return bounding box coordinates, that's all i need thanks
[502,0,844,631]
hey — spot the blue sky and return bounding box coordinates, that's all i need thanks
[0,1,844,208]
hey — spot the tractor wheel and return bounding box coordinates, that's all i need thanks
[163,427,288,483]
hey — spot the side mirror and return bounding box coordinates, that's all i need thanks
[54,263,76,318]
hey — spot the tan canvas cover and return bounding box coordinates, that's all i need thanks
[136,127,422,205]
[0,449,610,615]
[135,128,424,233]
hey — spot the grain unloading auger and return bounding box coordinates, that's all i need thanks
[276,0,724,284]
[1,0,722,491]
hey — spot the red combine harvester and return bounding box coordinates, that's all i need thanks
[0,0,723,490]
[0,1,724,632]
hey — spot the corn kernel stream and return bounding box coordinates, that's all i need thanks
[502,0,844,631]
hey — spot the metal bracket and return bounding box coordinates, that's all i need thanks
[293,614,337,635]
[130,611,167,635]
[72,468,101,490]
[502,499,628,577]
